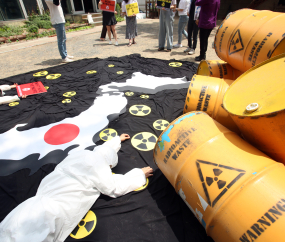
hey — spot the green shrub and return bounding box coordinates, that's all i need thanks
[27,25,39,34]
[0,25,24,37]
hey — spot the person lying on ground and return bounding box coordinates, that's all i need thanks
[0,133,153,242]
[0,84,27,105]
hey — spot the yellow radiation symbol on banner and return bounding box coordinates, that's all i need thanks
[140,95,149,99]
[63,91,76,97]
[86,70,97,74]
[33,71,48,77]
[125,92,134,96]
[62,99,71,104]
[169,62,182,67]
[99,128,118,141]
[153,119,169,131]
[9,102,19,107]
[161,2,165,6]
[45,86,49,90]
[70,211,97,239]
[117,71,124,74]
[134,178,149,191]
[46,74,61,80]
[131,132,158,151]
[108,64,115,67]
[129,105,151,116]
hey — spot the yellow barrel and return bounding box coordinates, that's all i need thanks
[153,111,285,242]
[183,75,240,133]
[223,53,285,164]
[197,60,243,80]
[214,9,285,72]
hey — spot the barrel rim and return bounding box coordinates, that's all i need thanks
[223,53,285,118]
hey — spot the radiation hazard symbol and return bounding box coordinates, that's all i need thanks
[117,71,124,74]
[134,178,149,191]
[86,70,97,74]
[153,119,169,131]
[9,102,19,107]
[99,128,118,141]
[229,29,244,55]
[70,210,97,239]
[161,2,165,6]
[108,64,115,67]
[131,132,158,151]
[62,99,72,104]
[125,92,134,96]
[33,71,48,77]
[196,160,246,207]
[169,62,182,67]
[46,74,61,80]
[63,91,76,97]
[45,86,49,90]
[140,95,149,99]
[129,105,151,116]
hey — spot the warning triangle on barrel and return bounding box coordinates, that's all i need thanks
[229,29,244,55]
[196,160,245,207]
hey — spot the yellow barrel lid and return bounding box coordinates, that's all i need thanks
[223,53,285,117]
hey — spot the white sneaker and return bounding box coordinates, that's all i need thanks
[62,57,73,63]
[109,40,112,45]
[67,55,74,59]
[184,47,191,53]
[173,43,182,48]
[188,49,195,55]
[115,41,118,46]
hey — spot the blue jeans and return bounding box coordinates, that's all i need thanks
[53,23,67,59]
[178,15,189,44]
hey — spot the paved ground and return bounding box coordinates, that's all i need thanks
[0,18,220,79]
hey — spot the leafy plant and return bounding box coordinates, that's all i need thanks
[27,25,39,34]
[0,25,24,37]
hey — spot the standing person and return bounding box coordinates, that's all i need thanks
[157,0,177,52]
[184,0,200,55]
[194,0,220,61]
[98,1,118,46]
[0,133,153,241]
[173,0,190,48]
[100,25,113,40]
[45,0,74,63]
[121,0,138,47]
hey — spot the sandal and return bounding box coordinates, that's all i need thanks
[158,47,164,51]
[166,49,171,52]
[127,42,132,47]
[132,41,137,44]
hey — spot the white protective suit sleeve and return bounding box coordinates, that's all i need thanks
[0,136,146,242]
[0,96,20,105]
[0,85,11,91]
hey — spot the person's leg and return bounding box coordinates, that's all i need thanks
[111,25,118,44]
[192,22,199,50]
[177,16,183,45]
[53,23,67,59]
[158,10,166,50]
[181,15,188,39]
[204,28,213,54]
[165,10,174,51]
[106,25,112,43]
[100,25,107,40]
[185,18,194,52]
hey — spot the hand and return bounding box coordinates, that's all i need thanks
[195,20,199,25]
[11,83,18,89]
[155,3,157,7]
[22,95,27,99]
[115,11,117,14]
[120,133,130,142]
[132,14,136,17]
[162,7,165,10]
[142,167,153,178]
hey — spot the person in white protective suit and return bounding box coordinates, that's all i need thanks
[0,133,153,242]
[0,84,27,105]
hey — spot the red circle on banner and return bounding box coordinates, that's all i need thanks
[44,124,80,145]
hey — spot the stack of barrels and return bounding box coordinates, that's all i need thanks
[153,9,285,242]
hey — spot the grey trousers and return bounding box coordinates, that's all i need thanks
[158,9,174,50]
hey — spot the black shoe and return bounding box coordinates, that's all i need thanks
[194,55,206,61]
[158,47,164,51]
